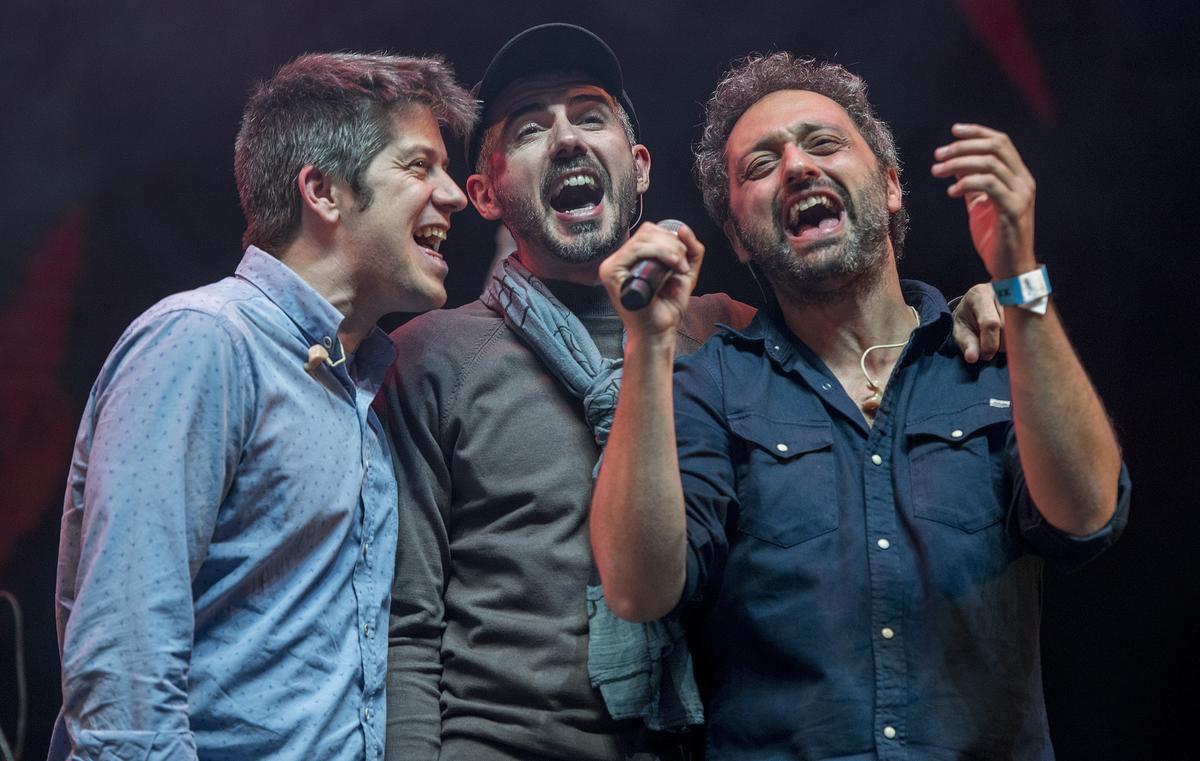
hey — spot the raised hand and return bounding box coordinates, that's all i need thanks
[932,124,1037,278]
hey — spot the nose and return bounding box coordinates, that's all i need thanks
[434,172,468,213]
[782,143,819,186]
[548,113,586,159]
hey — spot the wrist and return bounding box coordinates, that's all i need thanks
[624,331,677,361]
[992,264,1051,314]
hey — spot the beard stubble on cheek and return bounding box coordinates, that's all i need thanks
[496,157,641,265]
[735,170,894,304]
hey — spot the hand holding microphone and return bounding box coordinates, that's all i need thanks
[619,219,685,311]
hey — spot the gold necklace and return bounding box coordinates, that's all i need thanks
[859,305,920,414]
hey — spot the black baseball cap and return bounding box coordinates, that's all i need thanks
[466,23,639,171]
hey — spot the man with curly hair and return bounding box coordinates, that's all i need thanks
[592,53,1129,760]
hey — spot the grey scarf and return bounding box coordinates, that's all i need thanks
[481,255,703,731]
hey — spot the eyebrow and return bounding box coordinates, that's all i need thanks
[501,91,616,128]
[747,121,845,154]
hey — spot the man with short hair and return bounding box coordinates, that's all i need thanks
[50,52,474,761]
[590,53,1130,760]
[383,27,1000,761]
[382,25,752,761]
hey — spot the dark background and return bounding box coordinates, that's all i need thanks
[2,1,1196,757]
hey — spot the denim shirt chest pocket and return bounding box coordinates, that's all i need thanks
[906,401,1013,532]
[728,413,837,547]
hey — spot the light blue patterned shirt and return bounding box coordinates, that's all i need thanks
[50,246,398,761]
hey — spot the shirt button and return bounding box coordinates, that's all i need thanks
[363,624,371,636]
[883,726,897,739]
[776,443,789,453]
[364,706,372,721]
[881,627,895,639]
[951,429,964,438]
[877,538,891,550]
[363,543,370,559]
[323,336,334,348]
[821,382,833,390]
[871,454,883,466]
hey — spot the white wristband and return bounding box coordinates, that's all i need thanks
[992,265,1051,314]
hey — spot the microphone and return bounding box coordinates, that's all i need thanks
[619,219,684,311]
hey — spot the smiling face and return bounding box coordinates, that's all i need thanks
[724,89,902,303]
[341,104,467,312]
[468,74,649,279]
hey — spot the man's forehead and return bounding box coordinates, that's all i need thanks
[727,89,856,153]
[487,73,616,124]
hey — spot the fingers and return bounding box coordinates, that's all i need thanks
[951,283,1006,362]
[598,222,688,287]
[953,318,982,364]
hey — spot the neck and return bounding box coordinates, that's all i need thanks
[277,238,378,354]
[777,260,911,368]
[512,239,618,287]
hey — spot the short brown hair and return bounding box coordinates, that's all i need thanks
[235,52,478,253]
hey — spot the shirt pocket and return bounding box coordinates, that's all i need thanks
[728,414,837,547]
[906,402,1012,532]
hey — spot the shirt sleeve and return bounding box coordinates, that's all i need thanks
[381,329,451,760]
[1007,426,1132,572]
[672,353,736,611]
[57,308,249,760]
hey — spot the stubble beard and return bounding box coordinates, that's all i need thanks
[497,156,640,265]
[733,170,895,305]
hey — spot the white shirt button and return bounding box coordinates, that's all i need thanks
[877,538,891,549]
[881,627,895,639]
[776,443,789,453]
[363,624,371,636]
[821,382,833,390]
[883,726,897,739]
[951,429,964,438]
[871,454,883,466]
[364,706,372,721]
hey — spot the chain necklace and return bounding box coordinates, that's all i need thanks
[859,305,920,414]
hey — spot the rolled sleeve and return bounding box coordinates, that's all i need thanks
[1009,429,1132,572]
[673,354,735,610]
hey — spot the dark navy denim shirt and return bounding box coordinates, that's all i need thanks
[673,280,1130,761]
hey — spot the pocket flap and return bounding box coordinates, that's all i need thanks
[729,414,833,460]
[906,400,1012,442]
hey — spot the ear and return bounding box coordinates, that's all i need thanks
[467,173,504,221]
[723,219,751,264]
[632,143,651,194]
[297,165,342,225]
[884,165,902,214]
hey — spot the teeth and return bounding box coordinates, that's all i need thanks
[414,226,447,252]
[554,173,597,194]
[788,195,838,227]
[414,226,447,240]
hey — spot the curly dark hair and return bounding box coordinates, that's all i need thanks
[694,53,907,256]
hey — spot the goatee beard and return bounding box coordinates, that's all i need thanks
[498,157,640,265]
[734,170,894,306]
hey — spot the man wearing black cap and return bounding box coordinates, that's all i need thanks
[381,24,1001,761]
[380,23,751,761]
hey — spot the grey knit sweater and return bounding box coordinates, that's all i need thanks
[382,283,754,761]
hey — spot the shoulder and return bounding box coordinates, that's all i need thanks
[389,300,502,353]
[678,293,757,352]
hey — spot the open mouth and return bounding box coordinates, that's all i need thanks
[785,193,845,239]
[414,225,447,256]
[549,172,604,216]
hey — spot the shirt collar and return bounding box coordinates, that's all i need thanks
[719,278,956,369]
[234,246,396,390]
